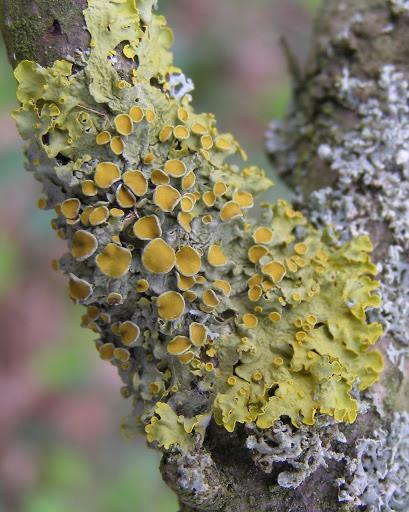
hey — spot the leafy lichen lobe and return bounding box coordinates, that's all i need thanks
[13,0,384,453]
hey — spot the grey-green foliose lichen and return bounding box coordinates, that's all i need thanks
[246,416,346,489]
[338,412,409,511]
[12,0,383,457]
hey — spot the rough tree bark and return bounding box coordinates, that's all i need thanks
[1,1,408,511]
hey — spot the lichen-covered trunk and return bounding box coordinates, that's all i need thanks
[1,1,408,512]
[265,0,409,508]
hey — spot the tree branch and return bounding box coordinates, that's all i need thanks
[1,1,408,511]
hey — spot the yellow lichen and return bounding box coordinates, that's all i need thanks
[242,313,258,329]
[129,105,144,123]
[202,191,216,207]
[89,205,109,226]
[96,243,132,278]
[295,242,308,255]
[153,184,181,212]
[189,323,207,346]
[233,190,254,209]
[207,244,228,267]
[96,131,111,145]
[202,289,220,308]
[175,246,202,277]
[80,206,93,225]
[145,108,156,123]
[116,185,136,208]
[133,215,162,240]
[248,245,269,264]
[269,311,281,323]
[81,180,98,197]
[110,136,124,155]
[61,198,80,219]
[262,261,286,283]
[215,135,234,151]
[142,238,175,274]
[143,152,155,165]
[94,162,121,189]
[213,182,227,196]
[159,124,173,142]
[151,169,170,185]
[253,226,273,244]
[107,292,123,306]
[113,347,130,362]
[123,170,148,197]
[69,274,92,302]
[177,212,192,233]
[220,201,242,222]
[177,273,195,291]
[173,125,190,140]
[180,196,194,212]
[110,208,125,218]
[115,114,133,136]
[157,291,185,321]
[71,230,98,261]
[201,134,213,150]
[136,279,149,293]
[167,336,191,355]
[179,352,194,364]
[99,343,114,361]
[37,197,47,209]
[248,286,262,302]
[119,321,140,346]
[212,279,231,296]
[164,159,186,178]
[177,107,189,122]
[184,291,197,302]
[181,171,196,190]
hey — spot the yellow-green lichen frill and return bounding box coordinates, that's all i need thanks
[12,0,384,453]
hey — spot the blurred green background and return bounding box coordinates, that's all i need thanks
[0,1,320,511]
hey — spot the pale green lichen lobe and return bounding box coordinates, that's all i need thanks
[12,0,384,453]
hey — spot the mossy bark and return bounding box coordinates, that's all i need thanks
[1,1,408,511]
[0,0,89,68]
